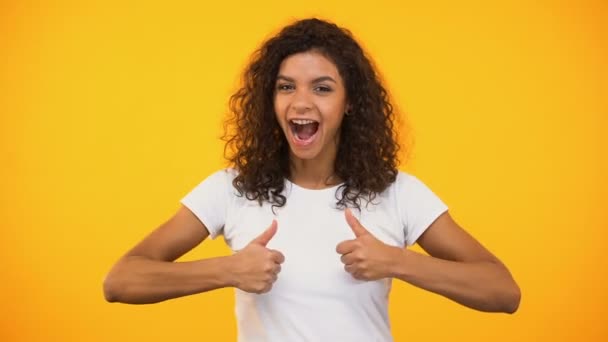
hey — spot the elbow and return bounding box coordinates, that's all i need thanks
[476,284,520,314]
[502,283,521,314]
[103,257,140,303]
[490,262,521,314]
[103,266,130,303]
[474,285,520,314]
[477,272,521,314]
[103,273,121,303]
[488,278,520,314]
[103,262,157,305]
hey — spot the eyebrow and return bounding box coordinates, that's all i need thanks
[276,75,337,84]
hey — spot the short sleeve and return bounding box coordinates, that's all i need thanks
[179,169,235,239]
[396,172,448,246]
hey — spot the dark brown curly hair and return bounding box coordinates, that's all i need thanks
[223,18,403,210]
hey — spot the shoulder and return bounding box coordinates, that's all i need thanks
[203,167,239,185]
[395,170,415,184]
[385,170,424,193]
[385,170,445,204]
[183,168,240,199]
[211,167,239,178]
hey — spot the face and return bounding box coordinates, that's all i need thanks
[274,50,348,163]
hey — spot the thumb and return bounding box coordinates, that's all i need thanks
[345,208,368,238]
[251,219,278,246]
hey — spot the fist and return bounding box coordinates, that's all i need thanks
[336,209,402,281]
[230,220,285,294]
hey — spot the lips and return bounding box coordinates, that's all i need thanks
[288,119,319,146]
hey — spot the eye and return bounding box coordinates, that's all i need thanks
[276,83,294,92]
[314,85,332,93]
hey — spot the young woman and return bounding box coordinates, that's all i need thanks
[103,18,520,341]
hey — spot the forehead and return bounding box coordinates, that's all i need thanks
[277,51,342,81]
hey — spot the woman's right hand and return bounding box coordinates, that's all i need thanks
[228,220,285,294]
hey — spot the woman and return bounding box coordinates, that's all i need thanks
[103,18,520,341]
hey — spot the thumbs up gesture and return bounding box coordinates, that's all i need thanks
[336,209,403,281]
[229,220,285,294]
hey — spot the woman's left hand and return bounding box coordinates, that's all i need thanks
[336,209,404,281]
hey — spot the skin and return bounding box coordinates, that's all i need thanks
[274,50,348,189]
[103,210,282,303]
[337,209,521,313]
[103,50,520,313]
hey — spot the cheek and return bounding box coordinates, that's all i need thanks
[273,100,283,123]
[274,97,288,116]
[323,106,345,131]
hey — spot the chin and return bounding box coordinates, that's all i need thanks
[289,146,320,160]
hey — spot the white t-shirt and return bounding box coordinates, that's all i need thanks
[180,169,448,342]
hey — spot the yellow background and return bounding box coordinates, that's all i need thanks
[1,0,606,340]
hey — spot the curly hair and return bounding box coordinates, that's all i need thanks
[223,18,403,210]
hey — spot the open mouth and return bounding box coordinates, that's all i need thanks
[289,119,319,145]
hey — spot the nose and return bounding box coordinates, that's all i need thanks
[291,88,313,113]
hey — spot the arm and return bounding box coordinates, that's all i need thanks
[393,211,521,313]
[337,209,520,313]
[102,205,232,304]
[103,206,285,304]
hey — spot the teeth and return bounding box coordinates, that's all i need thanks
[290,119,316,125]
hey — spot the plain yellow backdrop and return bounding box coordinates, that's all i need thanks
[1,0,606,341]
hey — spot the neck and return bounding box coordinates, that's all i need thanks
[289,160,340,189]
[288,131,344,189]
[288,150,342,190]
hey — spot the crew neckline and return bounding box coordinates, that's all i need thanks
[285,178,344,192]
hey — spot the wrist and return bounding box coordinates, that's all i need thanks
[390,248,415,280]
[215,255,239,288]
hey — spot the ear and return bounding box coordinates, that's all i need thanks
[345,103,352,114]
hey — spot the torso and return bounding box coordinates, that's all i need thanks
[224,179,404,342]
